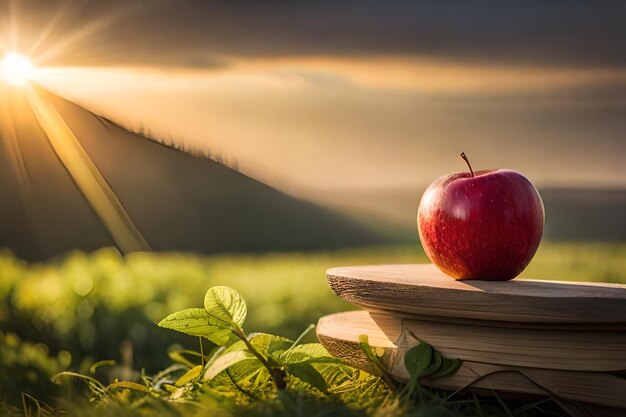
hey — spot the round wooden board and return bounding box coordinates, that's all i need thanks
[317,311,626,411]
[327,264,626,324]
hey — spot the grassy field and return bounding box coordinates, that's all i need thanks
[1,242,624,416]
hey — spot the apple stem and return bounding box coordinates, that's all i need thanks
[460,152,475,177]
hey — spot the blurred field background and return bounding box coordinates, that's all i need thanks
[1,242,625,403]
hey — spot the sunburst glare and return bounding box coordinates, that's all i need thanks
[1,51,34,86]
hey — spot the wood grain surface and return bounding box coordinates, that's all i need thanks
[369,311,626,371]
[327,264,626,324]
[317,311,626,410]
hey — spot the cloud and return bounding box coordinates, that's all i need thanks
[39,65,626,192]
[240,56,626,96]
[5,0,626,70]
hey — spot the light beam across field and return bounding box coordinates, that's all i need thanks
[24,85,151,252]
[0,2,150,252]
[0,53,150,252]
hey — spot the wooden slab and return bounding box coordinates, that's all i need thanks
[317,311,626,410]
[369,310,626,372]
[327,264,626,324]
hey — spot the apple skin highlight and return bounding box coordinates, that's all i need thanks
[418,169,544,281]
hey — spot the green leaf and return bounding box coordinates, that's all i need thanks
[251,333,293,356]
[158,308,232,345]
[226,359,266,385]
[421,350,442,377]
[174,365,203,387]
[404,343,433,380]
[288,363,328,393]
[203,350,256,380]
[317,363,358,386]
[203,286,247,330]
[429,357,463,379]
[358,334,386,374]
[163,384,177,393]
[151,364,189,387]
[279,343,336,365]
[224,333,292,355]
[222,339,247,353]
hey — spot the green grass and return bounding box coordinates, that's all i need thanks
[523,242,626,283]
[0,242,624,416]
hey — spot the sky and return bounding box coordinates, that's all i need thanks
[3,0,626,194]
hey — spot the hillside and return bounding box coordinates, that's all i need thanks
[0,84,383,261]
[540,187,626,241]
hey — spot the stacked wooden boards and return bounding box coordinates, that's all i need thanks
[316,264,626,413]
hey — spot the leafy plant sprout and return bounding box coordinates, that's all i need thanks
[157,286,328,391]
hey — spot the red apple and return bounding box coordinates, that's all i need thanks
[417,153,544,281]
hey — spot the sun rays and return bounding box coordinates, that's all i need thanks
[25,86,151,252]
[0,0,136,70]
[0,1,151,253]
[1,51,34,86]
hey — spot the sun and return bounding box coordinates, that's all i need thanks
[1,52,35,86]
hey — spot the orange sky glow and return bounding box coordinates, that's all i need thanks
[34,59,626,194]
[3,1,626,195]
